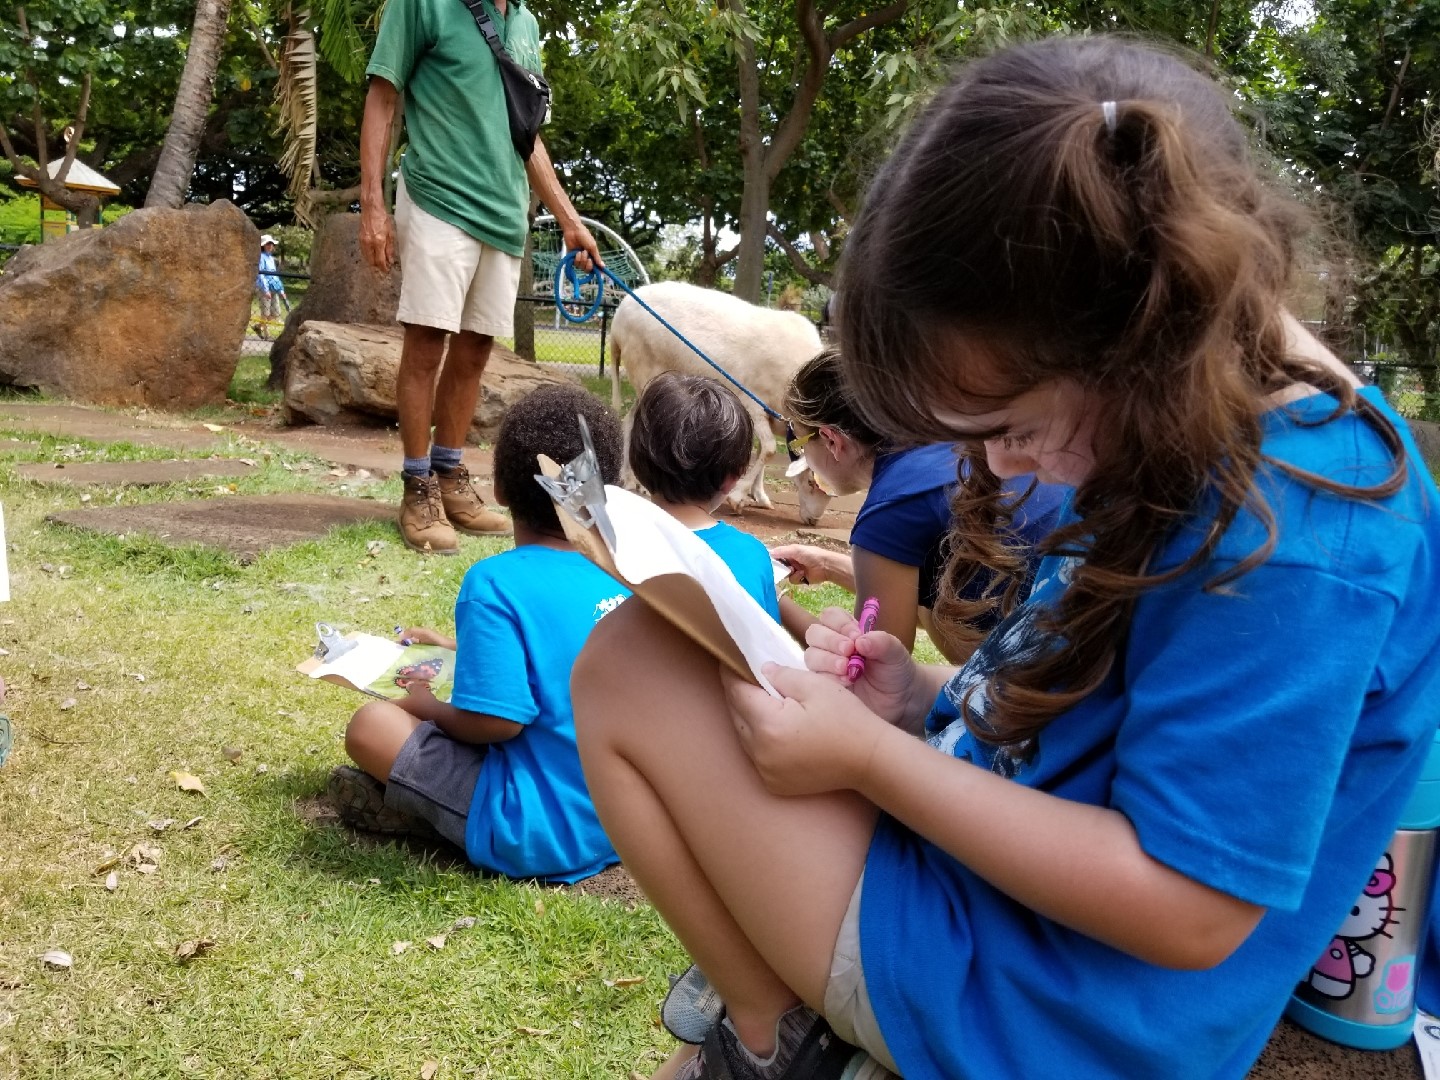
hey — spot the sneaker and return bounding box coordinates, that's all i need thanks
[326,766,437,838]
[435,464,511,536]
[674,1004,862,1080]
[399,471,459,555]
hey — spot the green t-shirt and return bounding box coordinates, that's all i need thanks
[366,0,541,256]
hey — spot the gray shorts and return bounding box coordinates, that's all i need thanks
[824,872,900,1075]
[383,721,486,850]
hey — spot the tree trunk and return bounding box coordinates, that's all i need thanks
[730,0,767,302]
[145,0,234,208]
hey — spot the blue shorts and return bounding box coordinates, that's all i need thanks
[384,721,486,850]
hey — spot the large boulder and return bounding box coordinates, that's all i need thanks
[267,213,401,387]
[283,321,575,441]
[0,201,252,409]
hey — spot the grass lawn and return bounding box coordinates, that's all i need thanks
[0,414,868,1077]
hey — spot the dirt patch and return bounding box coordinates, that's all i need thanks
[293,794,340,826]
[47,493,394,560]
[1248,1018,1420,1079]
[568,863,647,904]
[16,459,257,487]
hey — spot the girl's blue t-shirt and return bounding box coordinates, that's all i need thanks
[451,545,629,883]
[861,389,1440,1079]
[695,520,782,622]
[850,443,1067,611]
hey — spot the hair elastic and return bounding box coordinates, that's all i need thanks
[1101,100,1118,136]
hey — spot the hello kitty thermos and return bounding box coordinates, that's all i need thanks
[1287,729,1440,1049]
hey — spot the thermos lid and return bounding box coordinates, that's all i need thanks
[1400,727,1440,830]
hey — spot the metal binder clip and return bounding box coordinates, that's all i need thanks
[534,413,618,552]
[314,622,356,661]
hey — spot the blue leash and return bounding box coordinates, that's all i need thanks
[553,251,791,429]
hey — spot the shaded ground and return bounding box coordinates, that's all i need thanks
[16,458,257,486]
[47,494,393,561]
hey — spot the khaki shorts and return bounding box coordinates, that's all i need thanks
[824,872,900,1075]
[394,175,522,337]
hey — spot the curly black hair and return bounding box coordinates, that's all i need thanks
[493,384,623,533]
[628,372,755,505]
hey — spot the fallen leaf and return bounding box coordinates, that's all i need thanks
[75,680,90,691]
[391,941,410,955]
[93,854,121,875]
[209,857,228,873]
[39,949,72,970]
[534,898,545,917]
[420,1062,439,1080]
[0,648,10,656]
[182,816,203,830]
[132,673,147,683]
[451,916,476,931]
[58,697,77,711]
[254,764,268,775]
[40,563,56,574]
[135,863,158,876]
[366,878,381,886]
[129,842,162,866]
[239,458,257,467]
[425,934,447,950]
[357,468,373,480]
[147,819,175,832]
[80,493,92,503]
[202,423,225,433]
[170,770,206,795]
[328,467,347,477]
[291,968,304,982]
[104,871,118,892]
[515,1026,553,1037]
[603,976,646,989]
[571,1019,583,1030]
[174,939,216,963]
[221,745,243,764]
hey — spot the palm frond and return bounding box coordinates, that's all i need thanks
[275,5,319,217]
[316,0,369,84]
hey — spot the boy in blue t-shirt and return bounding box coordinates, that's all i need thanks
[626,372,783,621]
[328,385,629,883]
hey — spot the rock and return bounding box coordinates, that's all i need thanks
[1408,418,1440,476]
[267,213,401,388]
[0,201,252,409]
[282,321,575,441]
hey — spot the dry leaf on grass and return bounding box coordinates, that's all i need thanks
[174,939,216,963]
[147,819,175,832]
[75,680,90,691]
[290,968,304,982]
[603,977,645,989]
[39,949,72,970]
[534,898,545,917]
[135,864,158,876]
[420,1062,439,1080]
[221,746,243,764]
[182,816,203,830]
[451,916,476,931]
[170,770,206,795]
[209,857,228,873]
[425,935,447,951]
[59,697,76,711]
[391,941,410,955]
[104,871,118,893]
[515,1026,553,1037]
[93,854,122,875]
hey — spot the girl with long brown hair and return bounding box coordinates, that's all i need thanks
[572,36,1440,1080]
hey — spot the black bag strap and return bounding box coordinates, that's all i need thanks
[459,0,512,63]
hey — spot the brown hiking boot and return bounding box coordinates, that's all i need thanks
[435,464,511,536]
[399,472,459,555]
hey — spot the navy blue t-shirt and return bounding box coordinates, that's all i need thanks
[860,389,1440,1079]
[849,443,1066,611]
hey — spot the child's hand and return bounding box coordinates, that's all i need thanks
[397,626,452,648]
[804,606,920,723]
[723,664,887,797]
[768,544,834,585]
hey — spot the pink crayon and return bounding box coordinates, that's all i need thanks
[846,597,881,683]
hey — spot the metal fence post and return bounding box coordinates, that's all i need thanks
[598,304,609,377]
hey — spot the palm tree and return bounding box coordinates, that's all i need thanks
[145,0,234,208]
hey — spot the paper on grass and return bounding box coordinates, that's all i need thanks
[297,632,456,702]
[580,484,803,695]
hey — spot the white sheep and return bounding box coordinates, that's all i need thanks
[608,282,831,525]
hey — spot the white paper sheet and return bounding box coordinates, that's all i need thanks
[601,486,804,694]
[308,633,404,687]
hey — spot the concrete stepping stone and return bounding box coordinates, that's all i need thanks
[47,493,396,561]
[16,459,256,487]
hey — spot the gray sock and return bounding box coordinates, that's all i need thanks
[430,445,464,474]
[402,456,431,480]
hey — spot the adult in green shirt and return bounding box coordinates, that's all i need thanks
[359,0,602,556]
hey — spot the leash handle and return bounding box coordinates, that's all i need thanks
[553,251,788,426]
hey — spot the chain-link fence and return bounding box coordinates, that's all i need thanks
[505,294,617,379]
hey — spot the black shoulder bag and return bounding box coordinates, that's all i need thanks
[458,0,551,161]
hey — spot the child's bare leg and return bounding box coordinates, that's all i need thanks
[344,699,423,780]
[573,601,877,1055]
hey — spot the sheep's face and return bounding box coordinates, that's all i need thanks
[793,467,831,526]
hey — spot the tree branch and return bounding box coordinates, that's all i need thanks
[242,5,280,70]
[53,72,91,186]
[1380,45,1412,134]
[767,222,834,286]
[828,0,909,52]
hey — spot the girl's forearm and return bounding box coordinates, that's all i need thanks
[854,723,1264,969]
